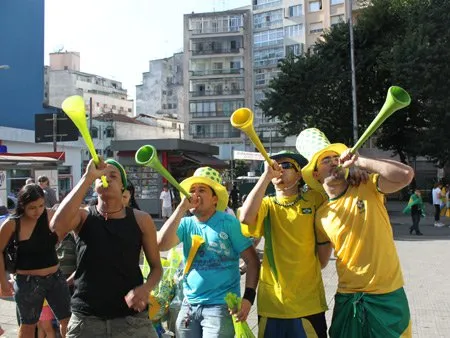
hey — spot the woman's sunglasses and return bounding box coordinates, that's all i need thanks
[279,162,299,171]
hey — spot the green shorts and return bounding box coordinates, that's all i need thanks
[329,287,411,338]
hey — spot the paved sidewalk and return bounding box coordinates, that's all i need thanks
[1,201,449,337]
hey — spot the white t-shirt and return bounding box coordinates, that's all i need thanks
[160,190,172,208]
[432,187,441,205]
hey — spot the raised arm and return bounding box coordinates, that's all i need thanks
[50,159,106,239]
[157,196,194,251]
[340,150,414,194]
[239,162,281,226]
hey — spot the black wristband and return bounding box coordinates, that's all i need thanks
[243,287,256,305]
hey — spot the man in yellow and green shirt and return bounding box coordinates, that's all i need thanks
[240,151,329,338]
[296,128,414,338]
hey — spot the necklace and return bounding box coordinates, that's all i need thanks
[97,206,124,220]
[272,194,303,207]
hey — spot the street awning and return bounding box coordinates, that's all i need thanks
[0,155,62,166]
[183,153,228,169]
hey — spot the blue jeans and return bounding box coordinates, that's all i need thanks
[14,269,71,325]
[176,299,234,338]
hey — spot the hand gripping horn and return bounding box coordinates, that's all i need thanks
[350,86,411,154]
[61,95,108,187]
[135,145,190,198]
[230,108,273,165]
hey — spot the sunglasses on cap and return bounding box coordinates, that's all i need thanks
[278,162,300,171]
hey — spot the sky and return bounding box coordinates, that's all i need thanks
[44,0,250,100]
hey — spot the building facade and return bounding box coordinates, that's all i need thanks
[136,53,184,119]
[45,52,134,118]
[252,0,307,153]
[183,8,253,158]
[0,0,47,130]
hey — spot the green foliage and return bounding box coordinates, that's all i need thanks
[261,0,450,167]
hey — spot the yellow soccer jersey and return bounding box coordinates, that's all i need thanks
[242,190,328,318]
[315,174,404,294]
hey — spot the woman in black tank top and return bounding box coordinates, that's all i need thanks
[0,184,71,337]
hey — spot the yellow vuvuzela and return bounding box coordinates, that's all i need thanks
[61,95,108,187]
[183,235,205,275]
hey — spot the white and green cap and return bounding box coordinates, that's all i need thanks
[296,128,348,193]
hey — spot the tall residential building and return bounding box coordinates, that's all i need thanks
[251,0,363,152]
[183,8,253,159]
[136,52,184,119]
[252,0,307,153]
[45,52,134,117]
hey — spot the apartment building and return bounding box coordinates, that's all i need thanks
[45,51,134,117]
[252,0,307,153]
[183,8,253,158]
[136,52,184,119]
[251,0,361,152]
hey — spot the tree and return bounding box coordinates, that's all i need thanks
[260,0,450,167]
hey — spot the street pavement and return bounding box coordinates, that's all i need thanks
[0,201,449,337]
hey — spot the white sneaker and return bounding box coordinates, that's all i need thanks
[434,222,444,227]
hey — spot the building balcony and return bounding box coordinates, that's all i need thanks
[189,68,244,77]
[190,110,234,118]
[189,89,245,98]
[253,40,284,50]
[190,131,241,139]
[253,21,283,32]
[191,47,243,57]
[190,27,243,36]
[253,0,282,12]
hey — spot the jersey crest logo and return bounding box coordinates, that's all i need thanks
[302,208,312,214]
[356,200,365,213]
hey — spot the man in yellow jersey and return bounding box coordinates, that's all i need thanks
[239,151,330,338]
[296,128,414,338]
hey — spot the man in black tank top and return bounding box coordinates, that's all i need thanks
[51,158,163,338]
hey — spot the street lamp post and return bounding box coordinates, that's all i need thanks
[348,0,358,144]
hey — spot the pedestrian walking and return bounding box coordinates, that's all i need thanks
[403,189,425,235]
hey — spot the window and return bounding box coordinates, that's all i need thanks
[230,40,238,50]
[253,9,283,29]
[128,108,132,112]
[285,24,303,37]
[331,15,345,26]
[253,47,284,67]
[230,61,241,71]
[168,103,173,109]
[213,62,223,74]
[288,5,303,17]
[167,90,173,96]
[105,127,114,138]
[255,71,266,86]
[286,44,303,56]
[112,105,116,109]
[91,127,98,139]
[309,1,322,12]
[309,22,324,34]
[331,0,344,4]
[64,66,68,70]
[254,28,284,48]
